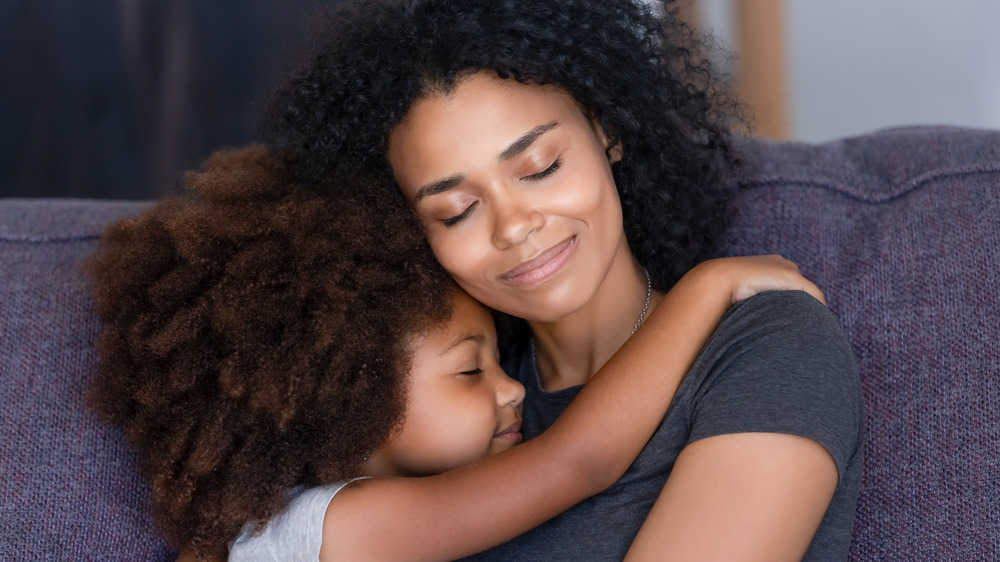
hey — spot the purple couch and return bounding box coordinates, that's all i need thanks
[2,126,998,560]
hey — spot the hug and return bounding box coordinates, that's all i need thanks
[2,0,998,560]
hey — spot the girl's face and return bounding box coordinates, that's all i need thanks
[388,72,631,322]
[369,289,525,477]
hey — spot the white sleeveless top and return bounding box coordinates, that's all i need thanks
[228,481,353,561]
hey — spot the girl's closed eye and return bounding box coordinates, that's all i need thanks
[460,367,483,376]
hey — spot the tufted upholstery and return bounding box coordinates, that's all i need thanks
[0,200,168,560]
[1,127,998,559]
[719,126,1000,559]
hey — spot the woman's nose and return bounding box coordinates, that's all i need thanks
[491,190,544,249]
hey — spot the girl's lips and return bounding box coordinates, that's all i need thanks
[494,420,523,444]
[500,236,576,287]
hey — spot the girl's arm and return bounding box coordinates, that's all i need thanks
[323,256,824,561]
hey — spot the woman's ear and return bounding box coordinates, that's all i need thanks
[606,140,624,164]
[591,117,623,164]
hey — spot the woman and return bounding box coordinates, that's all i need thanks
[263,0,863,558]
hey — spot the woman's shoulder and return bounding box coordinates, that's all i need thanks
[682,290,863,475]
[725,289,838,329]
[713,289,854,364]
[702,289,858,390]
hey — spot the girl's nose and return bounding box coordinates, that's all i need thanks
[492,367,526,409]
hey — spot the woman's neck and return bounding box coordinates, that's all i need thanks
[529,243,662,391]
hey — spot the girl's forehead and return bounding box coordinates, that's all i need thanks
[408,290,496,358]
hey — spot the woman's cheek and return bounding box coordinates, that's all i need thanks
[429,234,475,282]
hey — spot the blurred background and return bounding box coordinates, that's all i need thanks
[697,0,1000,142]
[0,0,342,199]
[2,0,999,199]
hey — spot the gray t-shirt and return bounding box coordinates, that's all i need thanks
[463,290,863,561]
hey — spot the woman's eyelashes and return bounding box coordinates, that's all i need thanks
[522,157,562,181]
[460,367,483,376]
[443,201,478,227]
[441,158,563,227]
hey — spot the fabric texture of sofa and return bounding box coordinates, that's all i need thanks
[2,126,998,560]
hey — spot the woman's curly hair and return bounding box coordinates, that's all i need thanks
[87,146,453,557]
[262,0,743,291]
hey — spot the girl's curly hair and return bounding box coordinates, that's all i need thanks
[262,0,743,291]
[87,146,453,557]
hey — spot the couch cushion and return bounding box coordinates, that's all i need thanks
[720,126,1000,560]
[0,199,173,560]
[2,126,998,559]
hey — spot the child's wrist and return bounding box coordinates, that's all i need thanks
[678,259,739,306]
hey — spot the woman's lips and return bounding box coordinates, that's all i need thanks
[500,236,576,287]
[494,420,523,444]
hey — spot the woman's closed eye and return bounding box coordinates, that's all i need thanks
[440,158,561,227]
[460,368,483,376]
[443,201,478,227]
[522,157,561,181]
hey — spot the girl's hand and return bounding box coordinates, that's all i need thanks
[696,255,826,306]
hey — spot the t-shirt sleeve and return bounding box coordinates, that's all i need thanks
[687,290,863,480]
[228,481,353,562]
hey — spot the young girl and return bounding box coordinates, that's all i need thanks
[263,0,863,559]
[89,146,823,561]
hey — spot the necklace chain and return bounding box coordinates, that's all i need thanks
[632,268,652,335]
[531,268,651,369]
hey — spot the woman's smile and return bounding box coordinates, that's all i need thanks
[500,235,577,287]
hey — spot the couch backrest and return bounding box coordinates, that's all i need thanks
[0,199,172,560]
[720,126,1000,559]
[1,126,998,559]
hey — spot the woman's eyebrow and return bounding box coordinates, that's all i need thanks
[498,122,559,163]
[414,175,464,202]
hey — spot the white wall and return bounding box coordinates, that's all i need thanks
[698,0,1000,142]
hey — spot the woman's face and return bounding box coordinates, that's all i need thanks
[388,73,630,322]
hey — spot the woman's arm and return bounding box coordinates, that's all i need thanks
[625,433,837,561]
[323,256,824,561]
[625,291,852,561]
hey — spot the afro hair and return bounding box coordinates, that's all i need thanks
[87,145,453,557]
[262,0,744,291]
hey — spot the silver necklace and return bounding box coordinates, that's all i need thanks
[531,269,652,369]
[631,268,652,335]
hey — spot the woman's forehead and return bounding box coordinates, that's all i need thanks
[387,73,591,185]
